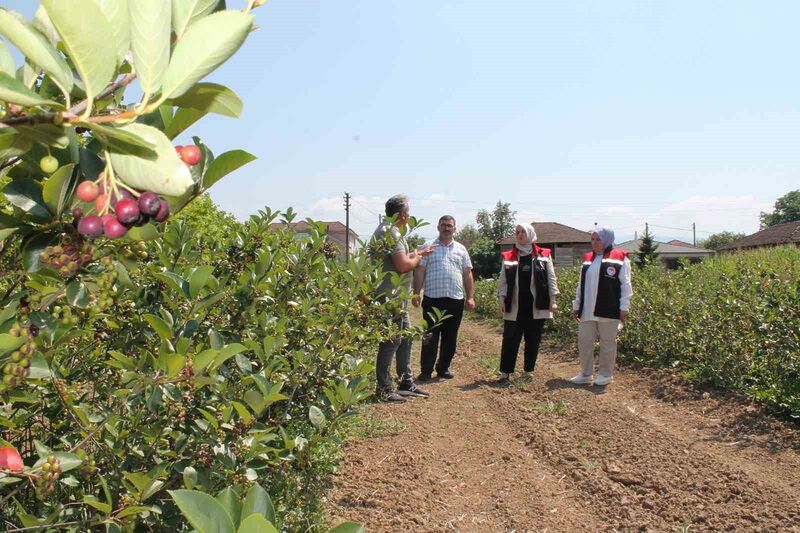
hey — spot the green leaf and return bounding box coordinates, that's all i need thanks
[95,0,130,65]
[144,313,172,341]
[78,123,156,158]
[0,38,14,74]
[309,406,326,429]
[167,83,242,118]
[240,484,274,524]
[203,150,256,190]
[4,178,51,219]
[188,265,214,299]
[216,487,241,527]
[154,272,190,299]
[52,452,81,473]
[172,0,221,40]
[126,223,159,241]
[0,227,17,242]
[0,72,62,107]
[0,129,31,159]
[82,496,112,515]
[164,106,205,140]
[328,523,366,533]
[41,163,74,216]
[32,6,59,45]
[212,343,246,369]
[169,490,236,533]
[0,333,25,354]
[42,0,116,113]
[15,124,68,149]
[0,8,73,97]
[108,123,194,196]
[238,515,278,533]
[230,401,253,424]
[21,231,58,272]
[160,10,253,100]
[66,281,89,308]
[27,352,50,380]
[129,0,171,97]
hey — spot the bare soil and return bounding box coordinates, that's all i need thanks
[327,317,800,532]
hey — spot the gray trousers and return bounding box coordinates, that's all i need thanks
[376,314,413,392]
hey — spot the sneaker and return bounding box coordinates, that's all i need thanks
[377,390,407,403]
[437,371,455,379]
[496,376,511,386]
[416,373,433,382]
[398,382,430,398]
[594,374,613,386]
[569,373,593,385]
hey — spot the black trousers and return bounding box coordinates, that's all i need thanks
[420,296,465,375]
[500,316,545,373]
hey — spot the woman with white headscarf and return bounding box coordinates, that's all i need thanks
[570,226,633,386]
[495,224,559,385]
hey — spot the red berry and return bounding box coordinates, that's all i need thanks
[180,145,201,166]
[138,192,161,216]
[103,217,128,239]
[101,213,116,225]
[77,215,104,237]
[154,199,170,222]
[115,198,140,225]
[95,194,107,213]
[110,188,134,207]
[0,446,24,473]
[174,145,183,154]
[76,181,99,203]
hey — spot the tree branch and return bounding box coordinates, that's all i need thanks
[0,73,139,129]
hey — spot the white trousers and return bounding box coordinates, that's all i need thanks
[578,320,619,377]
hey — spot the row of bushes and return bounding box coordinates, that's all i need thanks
[472,247,800,418]
[1,203,391,530]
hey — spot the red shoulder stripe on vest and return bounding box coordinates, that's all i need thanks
[501,248,518,261]
[605,249,628,260]
[534,245,552,257]
[582,251,594,262]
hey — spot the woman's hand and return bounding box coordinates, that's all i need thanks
[549,302,558,313]
[574,310,581,322]
[498,300,505,319]
[620,310,629,323]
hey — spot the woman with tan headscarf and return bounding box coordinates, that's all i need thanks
[495,224,559,385]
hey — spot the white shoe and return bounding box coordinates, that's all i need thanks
[570,373,593,384]
[594,374,613,386]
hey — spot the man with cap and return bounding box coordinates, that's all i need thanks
[571,226,633,386]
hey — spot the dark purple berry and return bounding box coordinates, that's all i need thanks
[103,217,128,239]
[134,213,151,227]
[72,206,84,219]
[115,198,140,225]
[138,192,161,216]
[77,216,104,237]
[154,199,170,222]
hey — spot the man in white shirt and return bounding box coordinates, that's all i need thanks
[412,215,475,381]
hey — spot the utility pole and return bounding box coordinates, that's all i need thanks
[343,192,351,262]
[645,222,649,236]
[692,222,696,246]
[634,230,638,240]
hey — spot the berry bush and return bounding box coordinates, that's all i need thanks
[0,2,385,530]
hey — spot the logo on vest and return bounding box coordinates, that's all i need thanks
[606,266,617,277]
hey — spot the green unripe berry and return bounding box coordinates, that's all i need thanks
[40,155,59,174]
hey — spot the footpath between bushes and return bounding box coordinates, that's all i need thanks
[327,316,800,532]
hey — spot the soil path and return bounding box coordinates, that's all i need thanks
[328,317,800,532]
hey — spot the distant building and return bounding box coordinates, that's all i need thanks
[498,222,592,268]
[616,239,713,269]
[269,221,358,256]
[717,221,800,252]
[667,239,696,247]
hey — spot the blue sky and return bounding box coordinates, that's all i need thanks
[5,1,799,243]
